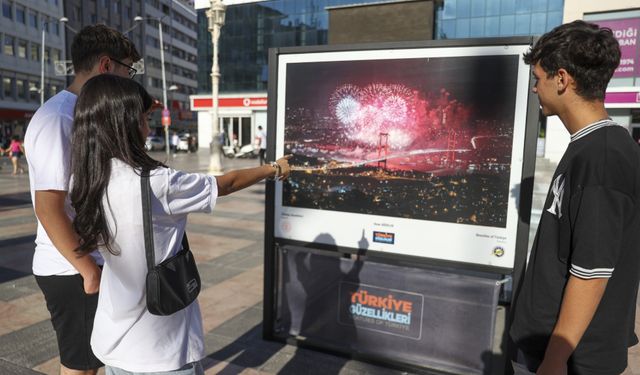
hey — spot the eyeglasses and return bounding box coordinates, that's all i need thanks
[111,58,137,78]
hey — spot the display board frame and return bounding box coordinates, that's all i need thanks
[263,37,539,374]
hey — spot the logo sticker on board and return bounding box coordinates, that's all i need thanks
[373,231,395,244]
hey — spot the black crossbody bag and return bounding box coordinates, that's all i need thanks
[141,169,201,316]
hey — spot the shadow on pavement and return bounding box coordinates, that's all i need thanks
[205,323,285,374]
[0,192,32,211]
[0,235,35,283]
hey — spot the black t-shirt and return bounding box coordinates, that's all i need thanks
[511,120,640,375]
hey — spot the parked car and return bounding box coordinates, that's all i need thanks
[176,133,198,152]
[145,135,165,151]
[176,135,189,152]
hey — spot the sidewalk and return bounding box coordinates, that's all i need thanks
[0,152,406,375]
[0,151,638,374]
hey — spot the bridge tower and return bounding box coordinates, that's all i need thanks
[377,132,389,170]
[447,130,456,168]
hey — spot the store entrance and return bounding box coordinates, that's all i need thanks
[220,116,252,149]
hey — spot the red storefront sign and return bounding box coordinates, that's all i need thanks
[192,97,268,109]
[0,109,34,120]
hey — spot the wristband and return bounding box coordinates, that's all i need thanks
[270,161,281,178]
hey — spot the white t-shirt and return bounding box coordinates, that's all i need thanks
[257,129,267,149]
[90,159,218,372]
[24,90,103,276]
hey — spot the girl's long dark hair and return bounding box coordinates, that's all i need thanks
[71,74,161,256]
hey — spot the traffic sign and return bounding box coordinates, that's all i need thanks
[54,60,74,76]
[161,108,171,126]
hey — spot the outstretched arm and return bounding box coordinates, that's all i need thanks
[216,155,292,196]
[537,275,608,375]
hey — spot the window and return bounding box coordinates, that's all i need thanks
[17,39,26,58]
[52,22,59,35]
[146,35,159,48]
[42,16,49,33]
[2,1,12,19]
[44,47,50,63]
[3,76,14,98]
[16,78,25,99]
[51,49,60,62]
[72,6,80,22]
[30,43,39,61]
[15,5,24,23]
[29,81,38,101]
[4,36,14,56]
[28,11,37,28]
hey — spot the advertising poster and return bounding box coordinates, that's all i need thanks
[593,18,640,79]
[276,246,500,374]
[272,44,533,270]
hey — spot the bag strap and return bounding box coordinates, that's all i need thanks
[141,169,190,272]
[141,169,156,271]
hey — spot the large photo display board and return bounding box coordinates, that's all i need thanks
[272,43,535,270]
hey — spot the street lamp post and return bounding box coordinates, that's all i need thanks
[207,0,226,175]
[131,16,173,159]
[29,26,46,106]
[39,25,45,106]
[59,17,78,87]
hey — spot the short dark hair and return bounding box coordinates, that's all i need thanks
[71,24,141,74]
[523,20,620,101]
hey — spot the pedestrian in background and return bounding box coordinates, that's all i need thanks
[510,20,640,375]
[256,125,267,165]
[69,74,291,375]
[8,135,25,175]
[171,131,179,153]
[23,24,140,375]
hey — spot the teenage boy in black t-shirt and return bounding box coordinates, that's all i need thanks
[510,20,640,375]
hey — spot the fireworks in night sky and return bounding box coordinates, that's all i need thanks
[329,83,419,149]
[281,55,520,226]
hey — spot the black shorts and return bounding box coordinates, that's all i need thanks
[35,274,103,370]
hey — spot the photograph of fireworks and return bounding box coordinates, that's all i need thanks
[281,55,520,228]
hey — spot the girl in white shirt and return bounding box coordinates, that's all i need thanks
[69,74,290,375]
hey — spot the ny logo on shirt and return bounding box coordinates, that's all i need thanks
[547,174,565,218]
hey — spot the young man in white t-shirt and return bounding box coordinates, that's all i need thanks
[24,25,140,375]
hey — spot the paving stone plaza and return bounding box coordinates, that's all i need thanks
[0,151,638,374]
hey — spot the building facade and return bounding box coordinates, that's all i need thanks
[194,0,406,150]
[542,0,640,162]
[141,0,198,133]
[434,0,564,39]
[192,0,569,151]
[61,0,198,133]
[0,0,65,141]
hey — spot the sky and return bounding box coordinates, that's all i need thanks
[284,54,519,121]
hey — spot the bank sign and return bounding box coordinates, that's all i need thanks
[594,18,640,78]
